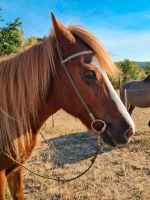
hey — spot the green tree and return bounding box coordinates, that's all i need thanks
[0,17,24,55]
[36,36,46,42]
[143,62,150,75]
[24,37,38,48]
[23,36,47,48]
[116,59,145,85]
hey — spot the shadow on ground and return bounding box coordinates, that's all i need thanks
[41,132,114,167]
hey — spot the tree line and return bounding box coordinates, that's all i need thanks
[115,59,149,88]
[0,14,149,88]
[0,12,44,56]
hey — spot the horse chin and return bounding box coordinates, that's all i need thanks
[101,130,131,147]
[89,129,117,147]
[101,131,117,147]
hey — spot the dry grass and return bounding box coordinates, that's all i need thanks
[6,108,150,200]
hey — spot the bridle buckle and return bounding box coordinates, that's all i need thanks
[91,119,106,134]
[91,119,106,151]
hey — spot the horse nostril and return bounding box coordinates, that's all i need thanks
[125,128,134,139]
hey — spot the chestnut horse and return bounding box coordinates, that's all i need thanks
[0,13,135,200]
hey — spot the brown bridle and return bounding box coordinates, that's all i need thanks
[2,47,108,182]
[57,45,107,135]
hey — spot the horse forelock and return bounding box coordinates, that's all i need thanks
[68,25,119,79]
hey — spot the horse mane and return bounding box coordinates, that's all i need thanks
[143,74,150,82]
[0,37,56,156]
[0,25,117,157]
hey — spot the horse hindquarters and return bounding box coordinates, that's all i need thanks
[0,170,6,200]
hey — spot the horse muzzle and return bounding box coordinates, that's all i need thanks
[90,119,134,147]
[101,127,134,147]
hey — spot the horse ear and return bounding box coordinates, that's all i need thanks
[51,13,75,50]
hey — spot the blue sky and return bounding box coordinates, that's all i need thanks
[1,0,150,61]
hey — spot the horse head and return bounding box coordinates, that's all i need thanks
[49,14,135,147]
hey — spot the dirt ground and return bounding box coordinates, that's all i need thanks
[6,107,150,200]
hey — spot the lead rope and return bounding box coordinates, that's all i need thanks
[2,47,106,182]
[3,132,103,182]
[40,129,103,161]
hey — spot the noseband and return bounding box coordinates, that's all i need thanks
[57,45,107,136]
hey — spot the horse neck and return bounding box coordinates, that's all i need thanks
[22,39,63,133]
[34,68,61,132]
[37,98,60,130]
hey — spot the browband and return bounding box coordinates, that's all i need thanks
[61,50,93,64]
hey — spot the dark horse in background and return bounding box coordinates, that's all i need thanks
[120,74,150,126]
[0,13,134,200]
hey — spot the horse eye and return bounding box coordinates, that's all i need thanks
[84,70,96,80]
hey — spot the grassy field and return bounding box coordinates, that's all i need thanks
[7,107,150,200]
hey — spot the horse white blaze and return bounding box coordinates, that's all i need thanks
[92,58,135,133]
